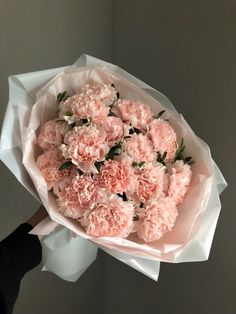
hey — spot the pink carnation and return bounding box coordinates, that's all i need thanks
[73,98,109,124]
[80,196,135,237]
[60,84,117,123]
[137,198,178,243]
[53,167,77,196]
[134,162,167,204]
[63,130,74,145]
[38,120,69,150]
[78,83,117,106]
[148,118,177,161]
[102,116,124,146]
[124,134,156,162]
[168,160,192,204]
[115,99,153,130]
[57,174,99,219]
[59,96,74,117]
[72,175,99,209]
[57,186,82,219]
[98,159,134,194]
[59,90,86,117]
[93,83,118,106]
[36,148,69,189]
[67,125,110,173]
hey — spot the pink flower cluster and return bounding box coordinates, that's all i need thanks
[36,83,193,242]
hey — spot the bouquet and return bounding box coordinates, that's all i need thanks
[36,82,193,243]
[0,55,227,281]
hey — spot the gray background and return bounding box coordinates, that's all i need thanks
[0,1,235,313]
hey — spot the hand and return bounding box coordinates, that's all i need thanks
[27,205,48,228]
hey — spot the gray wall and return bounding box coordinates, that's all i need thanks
[0,1,235,314]
[0,1,111,313]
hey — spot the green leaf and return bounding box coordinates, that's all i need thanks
[133,127,141,134]
[57,91,68,102]
[156,152,167,167]
[174,138,185,162]
[95,161,104,172]
[179,145,186,154]
[122,192,128,201]
[138,161,145,167]
[162,151,167,161]
[175,138,184,153]
[173,138,193,165]
[65,111,72,116]
[108,110,118,117]
[78,117,91,126]
[106,141,123,160]
[59,161,72,171]
[157,152,162,162]
[179,152,184,160]
[77,168,84,175]
[184,156,194,165]
[153,110,166,119]
[184,156,192,163]
[117,192,128,201]
[69,122,76,129]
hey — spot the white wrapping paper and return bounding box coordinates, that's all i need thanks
[0,54,227,282]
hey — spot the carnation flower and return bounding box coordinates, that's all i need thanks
[72,98,109,124]
[53,167,77,196]
[36,82,192,242]
[37,119,69,150]
[148,118,177,161]
[63,130,74,145]
[168,160,192,204]
[137,198,178,243]
[102,116,124,146]
[134,162,167,204]
[60,84,117,123]
[57,186,83,219]
[98,159,134,194]
[67,125,110,173]
[72,175,99,209]
[114,99,153,130]
[124,134,156,163]
[79,83,117,106]
[36,148,69,189]
[59,96,74,117]
[96,84,118,106]
[57,174,99,219]
[80,196,135,237]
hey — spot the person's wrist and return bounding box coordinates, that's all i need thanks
[27,205,48,228]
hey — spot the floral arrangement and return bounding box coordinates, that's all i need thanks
[0,55,226,281]
[36,83,193,243]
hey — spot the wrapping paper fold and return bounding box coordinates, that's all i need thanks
[0,54,227,281]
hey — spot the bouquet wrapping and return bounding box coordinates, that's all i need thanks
[0,55,227,281]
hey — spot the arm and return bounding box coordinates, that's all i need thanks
[0,206,48,314]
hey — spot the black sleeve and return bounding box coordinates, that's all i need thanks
[0,223,42,314]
